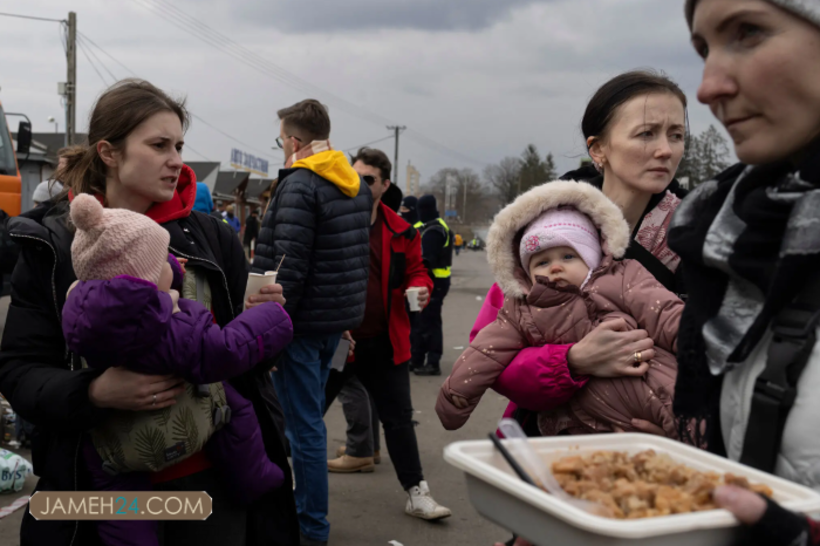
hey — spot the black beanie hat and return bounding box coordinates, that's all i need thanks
[418,194,439,223]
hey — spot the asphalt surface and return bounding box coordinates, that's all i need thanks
[323,249,509,546]
[0,249,513,546]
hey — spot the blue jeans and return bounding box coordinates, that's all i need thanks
[272,333,341,542]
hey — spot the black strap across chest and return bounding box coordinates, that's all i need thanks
[739,275,820,473]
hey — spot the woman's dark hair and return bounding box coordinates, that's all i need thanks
[54,79,189,199]
[582,70,688,146]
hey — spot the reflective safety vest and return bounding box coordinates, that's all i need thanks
[419,218,453,279]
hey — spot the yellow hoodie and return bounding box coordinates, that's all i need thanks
[292,150,361,198]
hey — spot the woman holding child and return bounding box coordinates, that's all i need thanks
[472,70,690,435]
[453,69,691,546]
[0,80,298,546]
[479,0,820,543]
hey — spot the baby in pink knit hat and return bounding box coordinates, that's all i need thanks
[437,181,683,439]
[519,205,602,289]
[63,194,293,546]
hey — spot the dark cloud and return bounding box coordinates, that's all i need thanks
[229,0,553,32]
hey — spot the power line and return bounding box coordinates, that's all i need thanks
[343,134,395,153]
[77,35,117,83]
[0,12,64,23]
[1,8,488,168]
[131,0,488,166]
[77,31,139,77]
[76,38,111,87]
[183,144,211,161]
[189,114,278,160]
[75,31,278,161]
[404,130,487,167]
[58,20,68,54]
[133,0,393,127]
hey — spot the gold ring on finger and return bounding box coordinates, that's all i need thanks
[152,393,157,406]
[634,351,642,363]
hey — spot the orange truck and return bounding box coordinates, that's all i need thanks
[0,100,31,217]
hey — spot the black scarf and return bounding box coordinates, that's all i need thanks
[669,146,820,449]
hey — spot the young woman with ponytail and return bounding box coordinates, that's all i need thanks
[0,79,298,546]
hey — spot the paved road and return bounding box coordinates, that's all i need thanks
[0,249,513,545]
[324,248,509,546]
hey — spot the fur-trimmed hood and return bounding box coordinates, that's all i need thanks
[487,180,630,298]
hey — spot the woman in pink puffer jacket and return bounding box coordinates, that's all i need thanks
[435,180,683,436]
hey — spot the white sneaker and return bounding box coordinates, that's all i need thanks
[405,480,452,520]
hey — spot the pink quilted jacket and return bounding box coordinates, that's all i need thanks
[435,180,683,436]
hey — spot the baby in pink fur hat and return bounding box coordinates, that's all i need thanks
[436,180,684,438]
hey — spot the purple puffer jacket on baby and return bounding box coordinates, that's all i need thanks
[62,275,293,502]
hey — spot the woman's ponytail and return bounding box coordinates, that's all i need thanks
[51,144,106,201]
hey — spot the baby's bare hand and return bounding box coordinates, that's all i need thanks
[169,289,181,314]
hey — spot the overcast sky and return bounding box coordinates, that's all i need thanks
[2,0,730,190]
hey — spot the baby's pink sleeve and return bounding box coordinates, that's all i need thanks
[469,284,586,413]
[469,284,506,342]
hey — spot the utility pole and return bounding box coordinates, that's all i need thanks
[66,12,77,146]
[463,179,468,222]
[387,125,406,186]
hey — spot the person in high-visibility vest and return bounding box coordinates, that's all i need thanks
[412,194,453,376]
[454,233,463,256]
[398,195,425,373]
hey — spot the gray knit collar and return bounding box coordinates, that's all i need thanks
[685,0,820,30]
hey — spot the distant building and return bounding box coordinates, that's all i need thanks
[186,161,220,192]
[244,178,270,207]
[12,132,87,213]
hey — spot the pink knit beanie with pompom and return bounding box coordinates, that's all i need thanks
[70,193,170,285]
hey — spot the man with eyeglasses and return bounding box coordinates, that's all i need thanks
[323,147,452,521]
[252,99,372,546]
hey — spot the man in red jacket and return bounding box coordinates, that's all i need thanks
[323,147,452,521]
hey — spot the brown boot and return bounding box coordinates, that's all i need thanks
[328,454,375,473]
[336,445,381,464]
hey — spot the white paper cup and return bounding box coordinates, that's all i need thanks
[406,287,422,312]
[244,271,278,309]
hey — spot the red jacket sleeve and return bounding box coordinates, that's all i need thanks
[470,284,587,411]
[405,229,433,296]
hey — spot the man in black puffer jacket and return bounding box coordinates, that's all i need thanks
[253,99,370,546]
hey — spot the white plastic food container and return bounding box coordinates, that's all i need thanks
[444,433,820,546]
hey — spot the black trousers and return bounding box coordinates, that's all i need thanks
[324,334,424,490]
[410,277,451,368]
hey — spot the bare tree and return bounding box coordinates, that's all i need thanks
[423,167,492,222]
[485,157,523,206]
